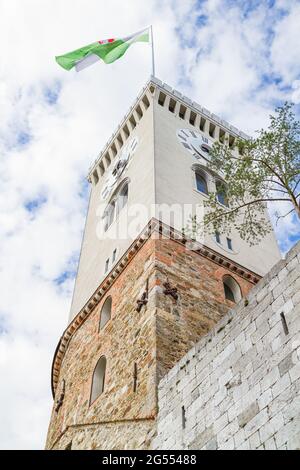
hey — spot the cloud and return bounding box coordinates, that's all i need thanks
[0,0,299,449]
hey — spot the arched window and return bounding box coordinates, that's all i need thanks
[116,182,128,215]
[104,201,116,232]
[223,275,241,303]
[216,180,228,207]
[103,179,129,231]
[99,296,112,330]
[195,171,208,195]
[90,356,106,404]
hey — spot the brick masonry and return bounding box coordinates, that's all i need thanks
[153,241,300,450]
[46,231,254,449]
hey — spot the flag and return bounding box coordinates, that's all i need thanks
[56,27,150,72]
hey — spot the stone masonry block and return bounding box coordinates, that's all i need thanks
[278,352,294,377]
[243,408,269,438]
[271,373,291,399]
[238,401,259,429]
[188,425,215,450]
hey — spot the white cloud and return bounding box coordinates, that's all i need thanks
[271,1,300,84]
[291,80,300,104]
[0,0,299,449]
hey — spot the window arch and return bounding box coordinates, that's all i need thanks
[216,180,229,207]
[104,179,129,231]
[99,296,112,330]
[90,356,106,404]
[223,275,241,303]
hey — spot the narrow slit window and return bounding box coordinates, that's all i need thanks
[112,248,117,263]
[219,128,225,143]
[215,232,221,244]
[117,133,123,148]
[158,92,166,106]
[179,104,187,119]
[93,170,99,185]
[182,406,186,429]
[111,143,117,158]
[122,124,130,139]
[104,152,111,168]
[99,162,105,176]
[169,98,176,113]
[280,312,289,335]
[133,362,138,392]
[229,135,235,148]
[209,122,216,138]
[135,104,143,119]
[129,114,136,129]
[200,117,206,131]
[189,111,197,126]
[142,94,150,109]
[227,238,233,250]
[105,258,109,273]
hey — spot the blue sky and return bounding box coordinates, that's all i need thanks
[0,0,299,449]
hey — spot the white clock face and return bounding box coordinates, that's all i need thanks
[177,129,213,163]
[101,136,138,200]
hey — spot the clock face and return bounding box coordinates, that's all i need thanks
[177,128,213,163]
[101,136,138,200]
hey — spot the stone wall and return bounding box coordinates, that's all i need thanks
[46,228,255,449]
[153,241,300,450]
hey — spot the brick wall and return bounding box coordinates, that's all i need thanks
[153,241,300,450]
[46,231,254,449]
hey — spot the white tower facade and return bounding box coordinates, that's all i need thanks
[69,77,281,321]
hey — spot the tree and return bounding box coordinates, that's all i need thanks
[198,102,300,245]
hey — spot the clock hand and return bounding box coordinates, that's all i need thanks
[190,143,209,162]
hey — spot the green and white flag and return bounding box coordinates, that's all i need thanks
[56,27,150,72]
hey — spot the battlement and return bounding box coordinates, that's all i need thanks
[88,76,249,185]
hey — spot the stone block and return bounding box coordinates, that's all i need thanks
[271,373,291,398]
[188,425,214,450]
[243,408,269,438]
[238,401,259,428]
[249,431,260,449]
[278,352,294,377]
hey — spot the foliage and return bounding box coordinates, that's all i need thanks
[199,102,300,245]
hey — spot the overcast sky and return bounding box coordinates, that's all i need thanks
[0,0,300,450]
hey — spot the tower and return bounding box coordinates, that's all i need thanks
[46,77,281,450]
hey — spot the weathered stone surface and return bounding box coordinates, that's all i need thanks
[46,236,253,449]
[153,241,300,450]
[238,402,259,429]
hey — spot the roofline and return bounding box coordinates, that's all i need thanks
[87,75,251,180]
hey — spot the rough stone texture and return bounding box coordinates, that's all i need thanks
[153,241,300,450]
[46,235,254,449]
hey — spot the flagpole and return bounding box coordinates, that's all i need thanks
[150,25,155,77]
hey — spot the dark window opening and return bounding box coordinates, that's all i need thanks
[227,238,233,250]
[100,297,112,330]
[90,356,107,404]
[224,283,235,302]
[179,104,187,119]
[158,92,166,106]
[195,172,208,195]
[169,98,176,113]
